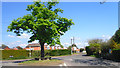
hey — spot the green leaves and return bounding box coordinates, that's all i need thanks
[7,1,74,46]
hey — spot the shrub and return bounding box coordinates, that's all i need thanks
[85,46,94,55]
[80,48,84,52]
[112,49,120,61]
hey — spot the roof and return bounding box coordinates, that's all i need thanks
[26,43,40,48]
[13,48,18,50]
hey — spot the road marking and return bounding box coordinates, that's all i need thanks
[59,63,68,68]
[64,63,67,66]
[59,64,62,66]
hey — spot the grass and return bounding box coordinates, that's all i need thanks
[19,59,63,66]
[90,55,96,57]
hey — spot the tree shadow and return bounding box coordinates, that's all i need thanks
[72,58,116,66]
[51,58,62,60]
[82,55,89,56]
[13,59,34,63]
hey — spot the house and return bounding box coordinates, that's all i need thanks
[4,46,11,50]
[24,43,64,50]
[0,45,11,50]
[24,43,41,50]
[72,46,80,53]
[12,47,18,50]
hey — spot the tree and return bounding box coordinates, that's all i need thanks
[88,39,103,44]
[88,39,102,55]
[72,44,78,49]
[112,29,120,44]
[7,1,74,60]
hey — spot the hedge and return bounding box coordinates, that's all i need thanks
[2,50,29,59]
[2,49,71,59]
[31,50,51,57]
[49,49,71,56]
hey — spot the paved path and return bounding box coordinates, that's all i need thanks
[2,59,33,66]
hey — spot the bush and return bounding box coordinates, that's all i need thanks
[49,49,71,56]
[2,50,29,59]
[112,49,120,61]
[85,46,94,55]
[80,48,84,52]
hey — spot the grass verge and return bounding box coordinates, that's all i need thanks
[19,59,63,66]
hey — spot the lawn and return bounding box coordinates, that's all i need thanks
[19,59,63,66]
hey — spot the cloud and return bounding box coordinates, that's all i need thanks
[16,41,21,43]
[19,44,27,48]
[75,43,81,45]
[70,37,80,41]
[8,33,30,39]
[75,37,80,41]
[17,33,30,39]
[102,35,111,40]
[64,43,71,45]
[29,40,39,44]
[8,35,15,38]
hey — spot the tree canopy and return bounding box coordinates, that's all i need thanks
[7,1,74,46]
[7,1,74,60]
[112,29,120,44]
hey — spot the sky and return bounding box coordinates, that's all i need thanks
[2,2,118,48]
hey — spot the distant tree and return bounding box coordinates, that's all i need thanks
[88,39,103,44]
[88,39,102,55]
[80,48,84,52]
[72,44,78,49]
[68,46,72,50]
[7,1,74,60]
[16,46,23,50]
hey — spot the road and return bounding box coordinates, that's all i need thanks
[1,53,120,68]
[53,53,120,67]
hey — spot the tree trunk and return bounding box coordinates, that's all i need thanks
[40,42,44,60]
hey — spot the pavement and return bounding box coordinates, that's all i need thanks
[1,53,120,68]
[2,59,33,66]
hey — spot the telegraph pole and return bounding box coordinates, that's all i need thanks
[118,1,120,29]
[73,37,74,44]
[71,38,73,54]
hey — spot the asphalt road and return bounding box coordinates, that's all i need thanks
[1,53,120,68]
[53,53,120,67]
